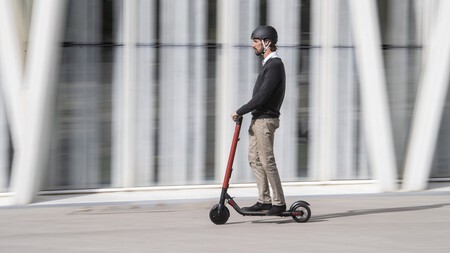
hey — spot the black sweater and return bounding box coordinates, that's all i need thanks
[236,57,286,119]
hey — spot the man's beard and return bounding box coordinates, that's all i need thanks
[254,48,263,56]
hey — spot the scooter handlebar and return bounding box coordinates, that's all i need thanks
[233,116,243,125]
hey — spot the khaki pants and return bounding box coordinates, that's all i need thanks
[248,118,286,206]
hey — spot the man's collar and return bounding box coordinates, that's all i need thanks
[262,52,278,66]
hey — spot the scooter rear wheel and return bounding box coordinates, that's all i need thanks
[290,201,311,223]
[209,204,230,225]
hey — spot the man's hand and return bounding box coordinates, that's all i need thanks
[231,112,240,121]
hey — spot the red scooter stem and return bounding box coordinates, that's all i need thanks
[222,117,243,189]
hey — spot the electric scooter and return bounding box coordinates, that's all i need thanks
[209,117,311,225]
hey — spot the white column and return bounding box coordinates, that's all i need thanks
[309,0,338,181]
[267,0,300,180]
[119,0,138,187]
[402,0,450,191]
[348,0,397,191]
[335,0,358,179]
[158,0,189,184]
[134,0,156,186]
[216,0,239,183]
[190,0,207,183]
[413,0,439,59]
[11,0,67,204]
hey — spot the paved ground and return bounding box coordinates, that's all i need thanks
[1,189,450,253]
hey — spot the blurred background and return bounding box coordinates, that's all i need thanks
[0,0,449,201]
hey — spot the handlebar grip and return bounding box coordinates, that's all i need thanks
[234,116,243,125]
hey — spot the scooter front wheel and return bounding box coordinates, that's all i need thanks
[290,201,311,223]
[209,204,230,225]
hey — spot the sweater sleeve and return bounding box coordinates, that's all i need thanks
[236,61,283,116]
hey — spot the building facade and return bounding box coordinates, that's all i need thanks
[1,0,450,205]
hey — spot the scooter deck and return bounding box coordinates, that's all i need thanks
[239,210,296,217]
[226,194,295,217]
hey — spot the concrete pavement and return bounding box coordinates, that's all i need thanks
[1,183,450,252]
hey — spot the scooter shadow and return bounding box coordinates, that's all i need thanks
[312,202,450,222]
[251,218,300,224]
[222,216,303,225]
[227,202,450,225]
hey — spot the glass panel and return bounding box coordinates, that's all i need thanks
[378,0,422,178]
[45,0,120,190]
[0,77,11,192]
[431,80,450,178]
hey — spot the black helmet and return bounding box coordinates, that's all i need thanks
[251,26,278,44]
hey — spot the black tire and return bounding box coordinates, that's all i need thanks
[209,204,230,225]
[290,201,311,223]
